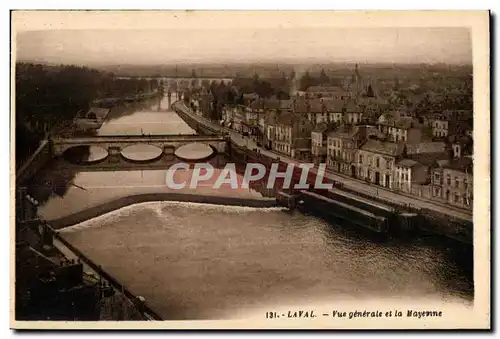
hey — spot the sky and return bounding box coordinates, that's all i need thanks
[14,12,473,66]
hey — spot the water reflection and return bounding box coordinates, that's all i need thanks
[59,202,473,320]
[97,94,195,136]
[121,145,163,162]
[63,145,109,164]
[175,143,215,161]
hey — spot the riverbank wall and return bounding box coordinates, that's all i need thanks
[173,101,473,245]
[16,140,52,185]
[47,193,279,230]
[46,225,163,320]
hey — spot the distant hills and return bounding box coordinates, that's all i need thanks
[16,59,473,80]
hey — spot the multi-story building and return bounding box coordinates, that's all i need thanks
[246,99,265,126]
[431,118,449,138]
[310,100,327,125]
[306,86,353,100]
[431,158,473,209]
[394,159,429,194]
[279,99,293,114]
[377,113,424,143]
[327,125,383,177]
[357,139,403,188]
[272,113,313,160]
[322,100,345,124]
[311,123,336,165]
[344,101,363,125]
[357,97,390,122]
[263,110,279,150]
[293,99,325,126]
[431,116,472,140]
[441,109,473,122]
[376,110,412,134]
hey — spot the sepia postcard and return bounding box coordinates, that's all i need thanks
[10,10,490,330]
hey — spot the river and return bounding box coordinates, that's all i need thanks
[36,93,473,320]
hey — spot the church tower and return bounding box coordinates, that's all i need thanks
[349,63,363,97]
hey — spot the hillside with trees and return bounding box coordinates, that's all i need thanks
[15,63,159,166]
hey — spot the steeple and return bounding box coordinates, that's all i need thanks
[354,63,361,82]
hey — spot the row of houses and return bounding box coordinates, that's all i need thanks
[189,77,473,210]
[215,97,473,210]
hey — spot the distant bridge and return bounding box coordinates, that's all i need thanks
[51,134,229,158]
[116,76,234,90]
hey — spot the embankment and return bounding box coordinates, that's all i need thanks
[48,193,278,229]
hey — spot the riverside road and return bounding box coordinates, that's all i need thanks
[173,101,473,223]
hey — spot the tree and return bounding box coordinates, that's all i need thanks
[402,144,408,158]
[276,90,290,100]
[366,84,375,97]
[254,80,273,99]
[299,71,315,91]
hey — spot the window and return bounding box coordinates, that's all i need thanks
[446,175,451,186]
[402,135,406,142]
[455,177,459,188]
[386,160,392,170]
[454,193,460,203]
[434,187,440,197]
[359,154,363,164]
[464,179,468,191]
[376,157,380,168]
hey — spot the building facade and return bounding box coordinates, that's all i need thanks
[357,139,402,188]
[431,158,473,209]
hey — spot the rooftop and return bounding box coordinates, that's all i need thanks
[279,100,293,110]
[322,99,345,112]
[360,139,402,157]
[396,159,421,168]
[309,99,323,113]
[307,86,346,93]
[443,157,473,174]
[313,122,337,134]
[276,112,297,126]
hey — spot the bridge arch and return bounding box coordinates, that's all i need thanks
[62,145,109,164]
[120,144,163,163]
[174,142,217,162]
[51,135,228,164]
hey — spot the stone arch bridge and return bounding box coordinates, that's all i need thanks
[51,134,230,159]
[117,76,234,92]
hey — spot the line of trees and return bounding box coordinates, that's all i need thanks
[298,69,344,91]
[15,63,159,165]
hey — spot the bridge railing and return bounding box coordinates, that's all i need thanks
[46,223,163,321]
[52,134,226,144]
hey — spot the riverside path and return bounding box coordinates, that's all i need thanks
[173,101,473,223]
